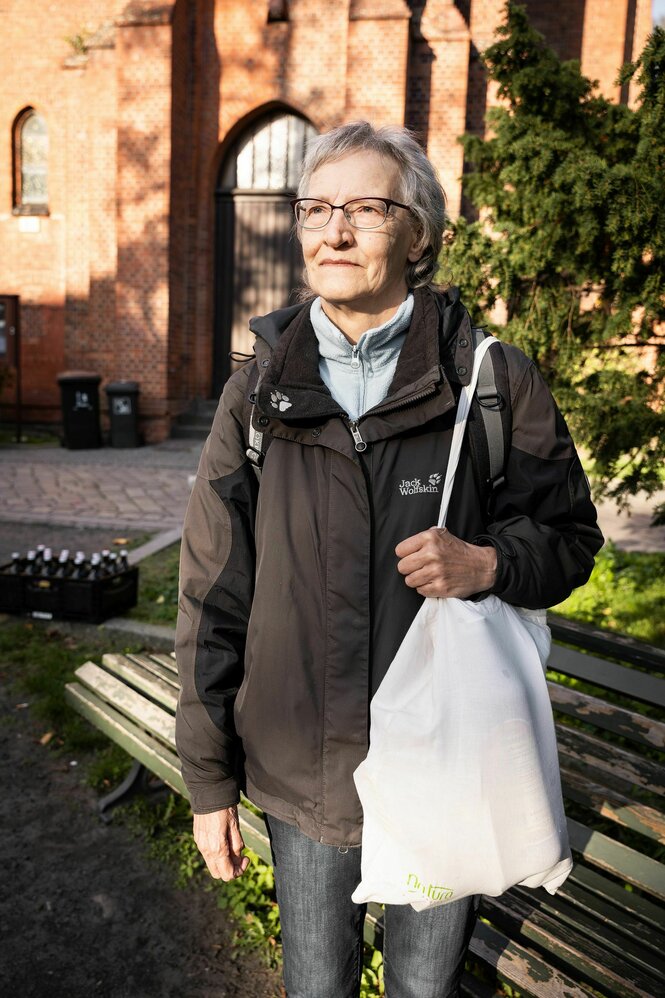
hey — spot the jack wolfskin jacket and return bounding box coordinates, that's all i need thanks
[175,286,603,847]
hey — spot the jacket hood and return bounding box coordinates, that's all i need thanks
[248,285,473,370]
[248,302,305,350]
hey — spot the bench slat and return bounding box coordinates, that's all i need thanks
[482,890,664,997]
[150,651,179,672]
[65,682,186,796]
[568,863,665,933]
[74,661,175,748]
[560,766,665,844]
[236,802,272,865]
[548,644,665,708]
[469,919,593,998]
[556,722,665,798]
[101,654,179,712]
[549,616,665,673]
[549,682,665,750]
[567,818,665,900]
[526,878,665,961]
[508,882,665,977]
[124,652,181,690]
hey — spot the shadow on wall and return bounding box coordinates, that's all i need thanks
[167,0,220,408]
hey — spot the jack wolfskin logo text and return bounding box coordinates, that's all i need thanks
[398,473,442,496]
[406,873,454,902]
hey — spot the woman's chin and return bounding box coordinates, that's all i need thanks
[315,285,367,307]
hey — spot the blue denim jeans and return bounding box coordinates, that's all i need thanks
[265,814,480,998]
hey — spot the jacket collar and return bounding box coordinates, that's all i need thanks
[252,286,474,423]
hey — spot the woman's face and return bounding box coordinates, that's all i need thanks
[300,150,423,317]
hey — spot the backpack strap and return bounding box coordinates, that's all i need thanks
[243,361,272,480]
[468,327,512,517]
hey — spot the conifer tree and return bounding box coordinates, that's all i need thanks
[444,3,665,517]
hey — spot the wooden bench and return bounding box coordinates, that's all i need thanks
[65,620,665,998]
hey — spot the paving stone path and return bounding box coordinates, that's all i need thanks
[0,441,202,531]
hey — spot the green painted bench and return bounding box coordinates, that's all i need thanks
[65,621,665,998]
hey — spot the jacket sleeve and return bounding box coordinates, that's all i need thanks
[175,367,258,813]
[475,353,604,609]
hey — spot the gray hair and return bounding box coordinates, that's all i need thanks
[296,121,447,289]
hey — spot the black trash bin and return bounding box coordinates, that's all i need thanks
[57,371,102,449]
[105,380,141,448]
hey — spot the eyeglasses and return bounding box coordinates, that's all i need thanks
[290,197,412,230]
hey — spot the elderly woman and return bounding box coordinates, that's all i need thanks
[175,121,602,998]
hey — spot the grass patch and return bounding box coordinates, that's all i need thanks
[552,543,665,648]
[0,425,60,446]
[129,542,180,626]
[0,617,143,753]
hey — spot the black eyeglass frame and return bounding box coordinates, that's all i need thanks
[290,196,412,229]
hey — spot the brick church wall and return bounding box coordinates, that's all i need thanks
[0,0,653,439]
[0,0,115,422]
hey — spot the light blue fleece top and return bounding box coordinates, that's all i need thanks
[311,294,414,421]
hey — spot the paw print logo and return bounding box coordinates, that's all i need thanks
[429,472,442,487]
[270,391,292,413]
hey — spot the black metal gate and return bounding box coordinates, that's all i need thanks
[213,111,316,395]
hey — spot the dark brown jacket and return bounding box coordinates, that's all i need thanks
[175,287,603,846]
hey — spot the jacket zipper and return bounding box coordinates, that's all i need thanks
[343,383,441,452]
[347,388,434,453]
[348,420,367,452]
[336,385,434,453]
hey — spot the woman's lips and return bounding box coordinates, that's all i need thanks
[320,260,359,266]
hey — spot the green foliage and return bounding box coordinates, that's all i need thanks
[553,542,665,647]
[216,848,282,966]
[120,793,207,887]
[128,541,180,625]
[361,945,384,996]
[64,30,91,56]
[86,742,134,792]
[444,3,665,515]
[0,426,60,445]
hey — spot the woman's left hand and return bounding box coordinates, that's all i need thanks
[396,527,497,598]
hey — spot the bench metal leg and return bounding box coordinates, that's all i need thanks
[98,760,169,823]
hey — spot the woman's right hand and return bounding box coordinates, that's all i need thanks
[193,805,250,881]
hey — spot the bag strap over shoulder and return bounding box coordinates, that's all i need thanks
[438,337,497,530]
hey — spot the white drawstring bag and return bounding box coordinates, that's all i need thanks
[352,338,572,911]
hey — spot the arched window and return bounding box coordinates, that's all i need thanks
[13,109,49,213]
[220,111,316,193]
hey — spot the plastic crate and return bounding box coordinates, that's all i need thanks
[0,565,139,623]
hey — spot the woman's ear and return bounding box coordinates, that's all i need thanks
[407,227,427,263]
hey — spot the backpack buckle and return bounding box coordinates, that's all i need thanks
[246,447,264,469]
[477,389,504,411]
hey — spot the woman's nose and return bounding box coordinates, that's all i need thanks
[324,206,354,244]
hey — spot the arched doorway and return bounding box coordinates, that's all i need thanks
[213,110,317,393]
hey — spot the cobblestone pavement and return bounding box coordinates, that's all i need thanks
[595,493,665,553]
[0,440,202,532]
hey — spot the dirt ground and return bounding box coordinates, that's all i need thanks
[0,679,283,998]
